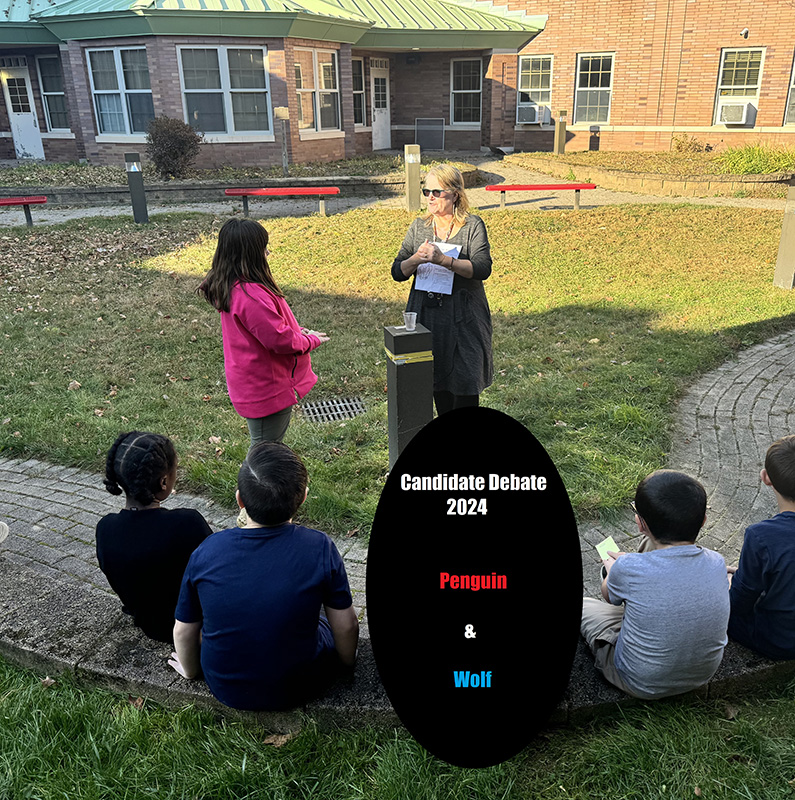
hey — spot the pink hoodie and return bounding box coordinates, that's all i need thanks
[220,281,321,419]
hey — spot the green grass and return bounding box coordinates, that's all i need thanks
[1,206,793,533]
[715,143,795,175]
[0,156,477,188]
[4,656,795,798]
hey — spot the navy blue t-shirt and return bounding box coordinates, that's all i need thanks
[175,523,353,710]
[729,511,795,659]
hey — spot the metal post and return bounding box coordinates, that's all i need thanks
[384,323,434,468]
[574,189,580,211]
[404,144,422,212]
[553,110,567,156]
[124,152,149,224]
[22,204,33,227]
[318,196,326,217]
[773,177,795,290]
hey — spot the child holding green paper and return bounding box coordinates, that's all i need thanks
[581,470,730,699]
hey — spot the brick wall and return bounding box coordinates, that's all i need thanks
[498,0,795,152]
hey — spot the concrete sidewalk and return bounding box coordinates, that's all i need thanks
[1,329,794,725]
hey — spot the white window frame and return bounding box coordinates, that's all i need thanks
[177,45,273,135]
[714,47,765,126]
[517,54,553,124]
[574,52,614,124]
[450,57,482,125]
[294,48,341,133]
[352,57,366,127]
[86,46,154,135]
[36,55,70,132]
[786,55,795,125]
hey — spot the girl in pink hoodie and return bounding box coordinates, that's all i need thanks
[200,218,329,447]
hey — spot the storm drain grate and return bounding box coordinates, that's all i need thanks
[300,397,366,423]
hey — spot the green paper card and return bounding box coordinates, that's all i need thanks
[596,536,619,561]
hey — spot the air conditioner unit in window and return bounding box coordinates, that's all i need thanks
[719,102,750,124]
[517,104,551,124]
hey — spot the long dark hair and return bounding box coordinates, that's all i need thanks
[199,218,284,313]
[104,431,176,506]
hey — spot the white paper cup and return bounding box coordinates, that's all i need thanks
[403,312,417,331]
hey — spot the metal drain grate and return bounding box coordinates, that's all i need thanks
[300,396,366,423]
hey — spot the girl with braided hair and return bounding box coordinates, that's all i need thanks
[96,431,212,643]
[199,218,329,448]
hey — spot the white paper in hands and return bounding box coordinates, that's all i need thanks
[414,242,462,295]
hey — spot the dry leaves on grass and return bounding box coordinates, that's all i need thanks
[262,731,298,747]
[40,676,56,688]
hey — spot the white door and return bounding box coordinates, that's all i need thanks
[370,60,390,150]
[1,67,45,160]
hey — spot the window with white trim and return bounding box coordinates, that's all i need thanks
[36,55,69,131]
[786,59,795,124]
[87,48,154,134]
[451,59,481,124]
[294,49,340,131]
[179,46,272,134]
[352,57,366,126]
[574,53,613,123]
[714,48,764,125]
[517,55,552,124]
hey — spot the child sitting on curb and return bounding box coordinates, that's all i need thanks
[96,431,212,643]
[169,442,359,710]
[728,434,795,659]
[581,470,730,699]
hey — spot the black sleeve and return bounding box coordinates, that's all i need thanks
[467,217,492,281]
[391,221,419,282]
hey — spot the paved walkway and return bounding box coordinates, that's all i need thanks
[0,153,786,226]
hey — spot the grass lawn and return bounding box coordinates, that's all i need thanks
[3,656,795,799]
[1,205,793,534]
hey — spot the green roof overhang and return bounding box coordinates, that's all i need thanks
[35,9,371,41]
[355,27,540,50]
[0,21,61,44]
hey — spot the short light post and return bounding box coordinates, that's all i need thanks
[384,322,433,468]
[553,110,567,155]
[273,106,290,178]
[774,177,795,290]
[124,152,149,224]
[404,144,422,212]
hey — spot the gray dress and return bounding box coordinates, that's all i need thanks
[391,215,493,395]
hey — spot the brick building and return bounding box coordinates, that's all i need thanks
[1,0,794,166]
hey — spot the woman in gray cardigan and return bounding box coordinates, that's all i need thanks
[391,164,493,415]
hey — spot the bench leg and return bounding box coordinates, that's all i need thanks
[318,197,327,217]
[23,204,33,227]
[242,196,250,217]
[574,189,580,211]
[500,191,506,210]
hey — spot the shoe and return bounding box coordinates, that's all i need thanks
[0,521,8,544]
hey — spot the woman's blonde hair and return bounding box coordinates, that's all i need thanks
[422,164,470,226]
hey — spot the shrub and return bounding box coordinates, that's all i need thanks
[146,116,203,180]
[670,133,712,153]
[714,143,795,175]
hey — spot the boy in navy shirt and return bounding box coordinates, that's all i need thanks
[170,442,359,710]
[728,434,795,660]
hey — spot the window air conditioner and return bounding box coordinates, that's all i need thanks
[517,105,551,124]
[719,103,749,124]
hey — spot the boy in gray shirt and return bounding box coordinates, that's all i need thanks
[581,470,730,699]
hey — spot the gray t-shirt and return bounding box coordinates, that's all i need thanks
[607,545,729,698]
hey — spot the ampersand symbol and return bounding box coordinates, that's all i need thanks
[464,624,476,639]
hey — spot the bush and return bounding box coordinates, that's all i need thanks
[714,143,795,175]
[146,116,203,180]
[670,133,712,153]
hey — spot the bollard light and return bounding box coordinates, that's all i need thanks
[124,151,149,224]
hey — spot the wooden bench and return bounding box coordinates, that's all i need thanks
[0,195,47,227]
[485,183,596,211]
[225,187,340,217]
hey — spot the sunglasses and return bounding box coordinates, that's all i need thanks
[421,188,450,197]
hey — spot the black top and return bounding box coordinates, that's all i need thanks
[96,507,212,643]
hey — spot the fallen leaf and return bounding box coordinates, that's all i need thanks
[589,338,600,344]
[40,676,56,688]
[724,703,740,720]
[128,695,145,710]
[694,788,702,797]
[67,380,81,391]
[262,732,297,747]
[93,409,104,417]
[209,436,222,444]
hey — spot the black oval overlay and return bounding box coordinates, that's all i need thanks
[368,407,582,768]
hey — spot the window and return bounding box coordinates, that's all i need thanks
[787,60,795,124]
[574,53,613,123]
[714,48,764,125]
[352,58,366,126]
[294,49,340,131]
[451,59,481,124]
[517,55,552,124]
[36,56,69,131]
[87,48,154,134]
[179,47,271,134]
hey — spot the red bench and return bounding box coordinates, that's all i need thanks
[485,183,596,211]
[225,187,340,217]
[0,195,47,227]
